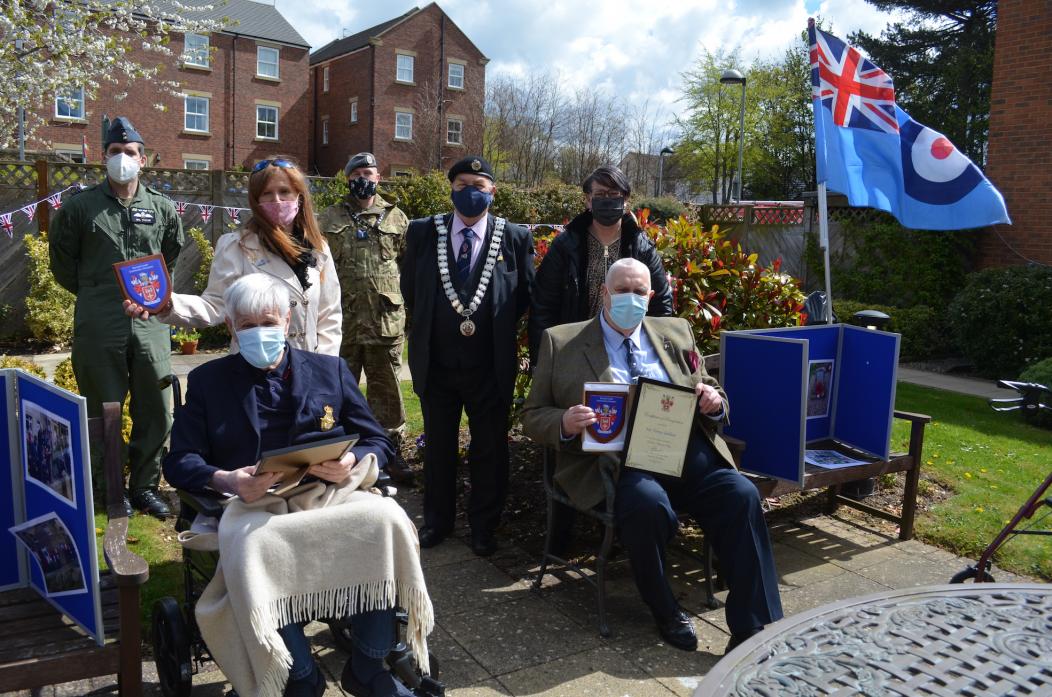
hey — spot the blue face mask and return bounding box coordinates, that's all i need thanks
[451,186,493,218]
[608,292,649,330]
[236,326,286,369]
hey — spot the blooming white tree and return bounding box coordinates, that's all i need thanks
[0,1,230,149]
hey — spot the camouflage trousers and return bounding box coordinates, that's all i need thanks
[343,339,406,446]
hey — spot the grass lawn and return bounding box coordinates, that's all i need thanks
[893,382,1051,580]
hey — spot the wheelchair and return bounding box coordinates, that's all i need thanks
[152,375,444,697]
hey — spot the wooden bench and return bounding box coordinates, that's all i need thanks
[0,402,149,696]
[704,355,931,541]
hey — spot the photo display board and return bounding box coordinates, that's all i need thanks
[720,325,899,485]
[4,370,104,643]
[0,371,26,591]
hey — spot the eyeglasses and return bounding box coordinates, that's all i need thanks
[252,159,295,173]
[590,189,625,199]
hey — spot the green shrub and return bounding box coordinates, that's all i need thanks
[186,227,212,293]
[948,265,1052,378]
[24,233,75,347]
[380,171,451,220]
[53,357,133,443]
[650,215,806,354]
[1018,358,1052,429]
[633,196,686,223]
[834,300,955,361]
[313,171,349,211]
[0,355,46,379]
[494,181,581,224]
[828,215,978,308]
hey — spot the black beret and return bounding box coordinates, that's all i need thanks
[344,152,378,175]
[104,117,144,147]
[447,155,493,182]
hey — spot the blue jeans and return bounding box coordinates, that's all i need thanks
[277,608,396,680]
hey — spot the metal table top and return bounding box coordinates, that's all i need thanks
[695,583,1052,697]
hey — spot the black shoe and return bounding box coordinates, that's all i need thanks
[470,532,497,557]
[130,489,171,519]
[341,663,414,697]
[418,526,450,549]
[656,610,698,651]
[121,494,134,518]
[725,626,763,654]
[384,452,416,486]
[284,663,326,697]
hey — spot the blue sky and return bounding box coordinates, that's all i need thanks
[278,0,906,129]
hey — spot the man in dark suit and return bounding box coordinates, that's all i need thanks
[401,155,534,557]
[522,258,783,654]
[164,274,420,697]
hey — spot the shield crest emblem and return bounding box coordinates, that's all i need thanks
[585,391,628,444]
[112,254,172,314]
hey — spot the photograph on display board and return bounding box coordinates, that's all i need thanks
[22,400,77,508]
[10,513,87,597]
[806,359,834,419]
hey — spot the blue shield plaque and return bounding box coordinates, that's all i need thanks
[112,254,172,314]
[585,390,628,444]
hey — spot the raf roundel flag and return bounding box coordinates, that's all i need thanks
[809,20,1010,231]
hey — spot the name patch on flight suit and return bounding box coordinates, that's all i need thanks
[130,208,156,225]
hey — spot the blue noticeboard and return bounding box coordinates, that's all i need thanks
[719,325,899,485]
[1,371,27,591]
[720,333,807,483]
[833,326,900,459]
[14,371,103,644]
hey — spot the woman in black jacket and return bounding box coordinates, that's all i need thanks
[528,165,674,364]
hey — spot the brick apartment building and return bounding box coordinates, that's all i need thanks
[308,3,487,177]
[29,0,311,171]
[981,0,1052,267]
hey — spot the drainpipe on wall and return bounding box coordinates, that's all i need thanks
[229,33,239,169]
[438,14,446,171]
[369,42,376,157]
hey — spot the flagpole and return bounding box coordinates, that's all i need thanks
[817,182,834,322]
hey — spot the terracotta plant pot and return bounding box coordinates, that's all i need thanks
[180,341,198,355]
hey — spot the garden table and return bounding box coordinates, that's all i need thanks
[694,583,1052,696]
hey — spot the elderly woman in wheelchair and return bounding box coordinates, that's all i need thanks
[162,273,433,697]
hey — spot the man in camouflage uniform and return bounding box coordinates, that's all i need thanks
[319,152,414,483]
[49,117,184,518]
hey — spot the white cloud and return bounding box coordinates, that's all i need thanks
[276,0,907,132]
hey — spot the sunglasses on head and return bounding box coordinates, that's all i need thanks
[252,159,295,173]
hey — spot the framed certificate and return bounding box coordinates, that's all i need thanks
[112,254,172,314]
[581,382,631,452]
[623,378,696,478]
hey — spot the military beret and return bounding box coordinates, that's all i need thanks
[104,117,144,147]
[344,152,378,175]
[447,155,493,182]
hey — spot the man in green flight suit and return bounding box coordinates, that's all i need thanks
[318,152,414,484]
[49,117,184,518]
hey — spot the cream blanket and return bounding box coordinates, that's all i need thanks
[182,454,432,697]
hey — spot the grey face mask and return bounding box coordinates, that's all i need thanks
[591,196,625,226]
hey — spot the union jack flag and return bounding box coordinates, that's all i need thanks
[810,26,898,134]
[198,204,213,223]
[47,193,63,210]
[174,200,188,216]
[227,207,241,224]
[0,213,13,238]
[20,204,36,222]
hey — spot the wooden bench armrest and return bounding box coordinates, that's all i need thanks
[893,410,932,424]
[103,516,149,586]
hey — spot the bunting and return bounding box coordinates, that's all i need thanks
[198,204,214,223]
[0,213,13,238]
[46,193,63,210]
[20,204,36,222]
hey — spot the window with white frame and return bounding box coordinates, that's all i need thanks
[395,111,412,140]
[55,86,85,120]
[448,62,465,89]
[184,159,210,170]
[183,33,210,68]
[56,149,85,163]
[446,118,463,145]
[257,46,279,79]
[396,54,414,83]
[256,105,278,140]
[322,66,329,92]
[322,118,329,145]
[350,99,358,124]
[184,95,209,132]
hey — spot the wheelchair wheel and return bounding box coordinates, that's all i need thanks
[153,596,193,697]
[949,565,995,583]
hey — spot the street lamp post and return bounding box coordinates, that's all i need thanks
[720,69,747,203]
[656,146,674,197]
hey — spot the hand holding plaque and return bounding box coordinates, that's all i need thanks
[112,254,172,315]
[581,382,631,452]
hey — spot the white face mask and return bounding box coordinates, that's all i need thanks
[106,153,141,184]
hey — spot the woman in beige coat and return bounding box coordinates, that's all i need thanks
[124,158,341,355]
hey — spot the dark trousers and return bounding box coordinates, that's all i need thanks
[614,430,783,636]
[420,366,510,537]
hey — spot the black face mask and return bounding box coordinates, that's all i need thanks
[590,196,625,226]
[350,176,378,200]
